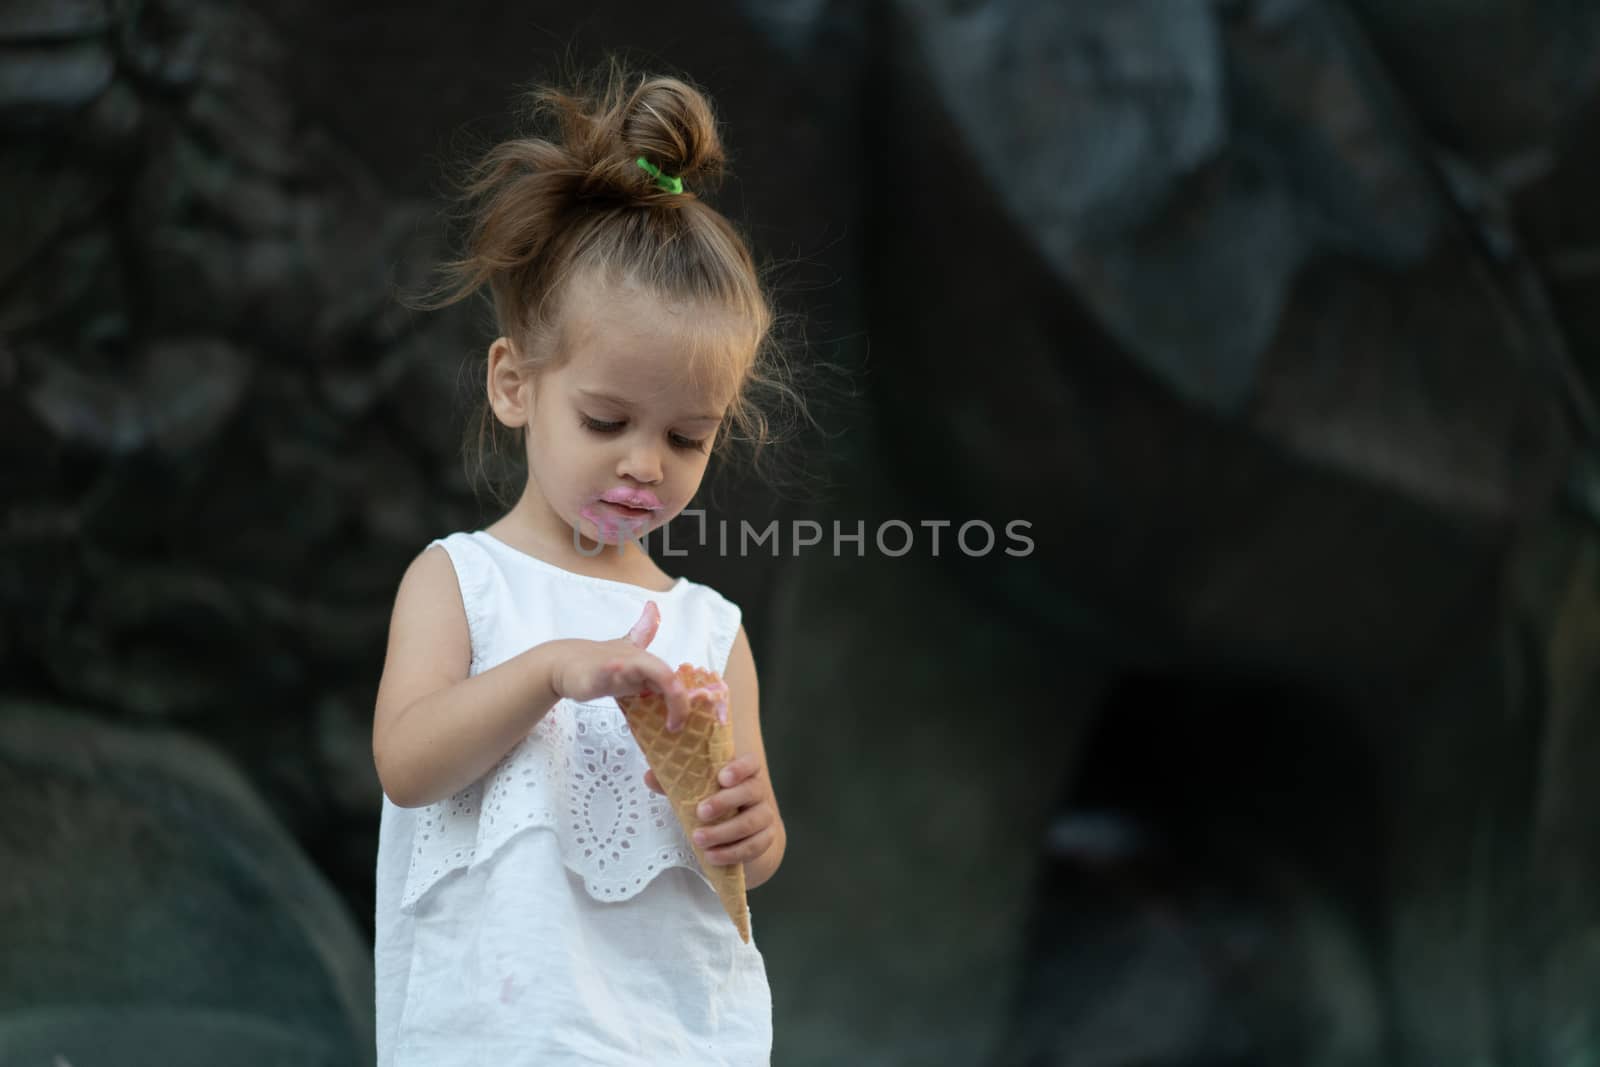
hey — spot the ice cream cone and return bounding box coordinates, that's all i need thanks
[617,664,750,943]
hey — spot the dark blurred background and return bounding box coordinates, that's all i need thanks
[5,0,1600,1064]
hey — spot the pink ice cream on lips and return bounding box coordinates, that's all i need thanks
[600,487,662,511]
[579,486,663,540]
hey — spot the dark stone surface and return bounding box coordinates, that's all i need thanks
[864,0,1576,684]
[0,704,374,1066]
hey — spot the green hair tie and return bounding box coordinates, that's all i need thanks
[636,156,684,195]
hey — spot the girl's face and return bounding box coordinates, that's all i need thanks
[515,279,740,557]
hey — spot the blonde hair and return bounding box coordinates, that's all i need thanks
[411,60,811,507]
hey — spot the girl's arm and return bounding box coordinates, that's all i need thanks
[372,546,567,809]
[725,623,786,891]
[373,548,690,810]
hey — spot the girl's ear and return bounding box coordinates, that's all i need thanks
[486,336,534,427]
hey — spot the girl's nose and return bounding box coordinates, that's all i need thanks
[619,445,662,485]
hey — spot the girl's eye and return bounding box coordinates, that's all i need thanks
[670,434,708,453]
[580,415,707,453]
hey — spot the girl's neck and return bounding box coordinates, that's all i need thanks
[489,497,667,586]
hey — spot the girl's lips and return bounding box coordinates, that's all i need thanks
[596,500,654,517]
[600,488,663,510]
[588,500,657,524]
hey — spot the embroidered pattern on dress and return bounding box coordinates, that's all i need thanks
[400,697,699,912]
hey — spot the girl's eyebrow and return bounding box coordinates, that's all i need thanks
[576,388,721,422]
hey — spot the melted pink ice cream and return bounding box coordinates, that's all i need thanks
[579,501,654,542]
[622,605,730,725]
[628,601,660,646]
[680,671,730,725]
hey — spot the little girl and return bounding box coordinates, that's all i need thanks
[370,66,794,1065]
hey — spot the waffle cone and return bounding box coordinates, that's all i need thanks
[617,664,750,942]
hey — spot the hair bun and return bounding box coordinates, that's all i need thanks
[524,68,728,207]
[620,77,725,191]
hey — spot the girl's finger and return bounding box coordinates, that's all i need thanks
[642,768,664,794]
[615,660,654,696]
[716,757,759,789]
[626,601,659,648]
[657,672,691,732]
[693,801,771,847]
[696,782,761,822]
[623,654,689,731]
[704,823,776,866]
[626,658,675,701]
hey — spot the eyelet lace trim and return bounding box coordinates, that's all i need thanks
[399,698,700,913]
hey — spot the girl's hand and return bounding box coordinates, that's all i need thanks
[646,755,781,866]
[552,602,693,729]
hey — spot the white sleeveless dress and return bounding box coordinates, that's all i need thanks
[373,530,773,1065]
